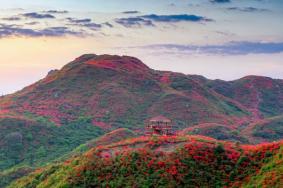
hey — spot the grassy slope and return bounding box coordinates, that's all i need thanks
[251,115,283,142]
[0,116,103,188]
[180,123,249,143]
[8,136,283,188]
[0,167,33,188]
[242,146,283,187]
[57,128,138,161]
[181,116,283,144]
[205,76,283,118]
[0,128,136,188]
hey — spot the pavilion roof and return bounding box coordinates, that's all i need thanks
[149,115,171,123]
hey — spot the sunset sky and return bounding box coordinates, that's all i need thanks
[0,0,283,94]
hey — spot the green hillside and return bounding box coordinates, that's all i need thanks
[8,136,283,188]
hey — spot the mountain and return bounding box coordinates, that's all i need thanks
[205,76,283,118]
[2,54,282,135]
[8,135,283,188]
[1,54,283,186]
[0,54,250,129]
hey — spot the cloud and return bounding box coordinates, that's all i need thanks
[66,18,102,30]
[0,23,84,38]
[188,3,201,7]
[136,41,283,55]
[38,27,83,37]
[22,12,55,19]
[115,14,212,28]
[25,22,39,25]
[103,22,114,28]
[227,7,269,12]
[122,11,140,14]
[66,17,92,23]
[1,16,21,21]
[211,0,231,3]
[140,14,212,22]
[44,10,69,14]
[2,12,58,21]
[80,23,102,30]
[0,13,108,38]
[115,17,154,28]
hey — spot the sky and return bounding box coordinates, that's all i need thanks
[0,0,283,94]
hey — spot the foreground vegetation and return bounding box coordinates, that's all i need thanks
[9,136,283,188]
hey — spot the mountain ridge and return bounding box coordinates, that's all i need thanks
[1,54,282,139]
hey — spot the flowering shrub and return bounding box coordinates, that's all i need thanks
[67,137,282,188]
[8,136,282,188]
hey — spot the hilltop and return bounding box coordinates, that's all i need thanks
[9,135,283,188]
